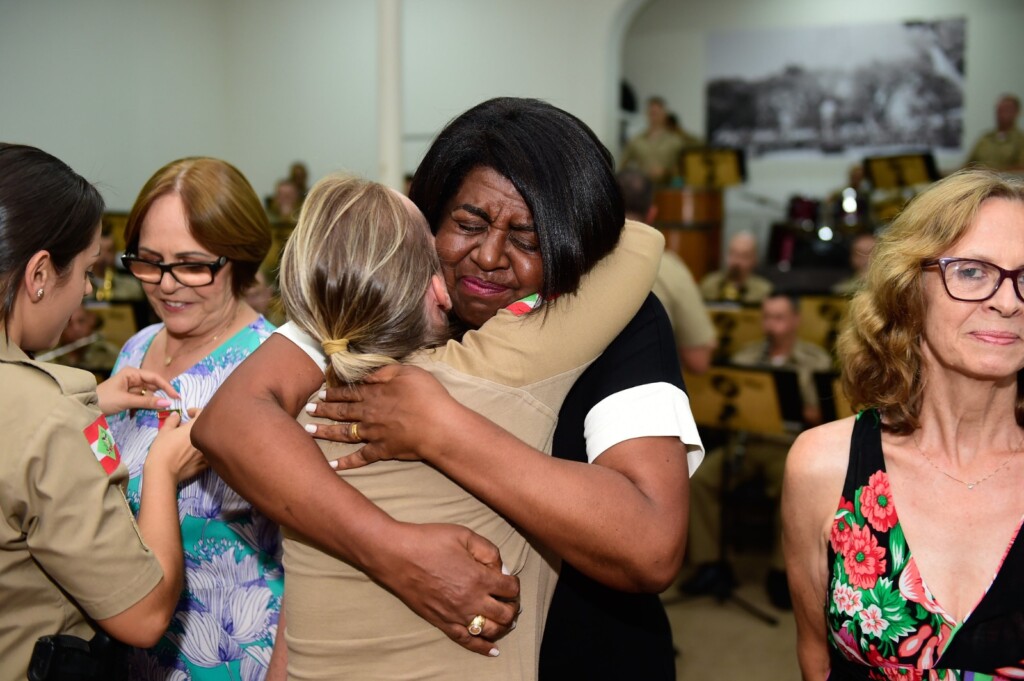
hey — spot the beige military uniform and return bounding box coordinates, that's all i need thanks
[620,130,700,184]
[652,251,716,351]
[689,338,833,570]
[0,337,163,681]
[699,269,773,304]
[967,127,1024,171]
[282,221,665,680]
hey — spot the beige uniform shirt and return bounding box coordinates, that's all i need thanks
[620,130,687,183]
[0,338,163,681]
[731,338,834,418]
[282,221,665,680]
[652,250,716,349]
[967,127,1024,171]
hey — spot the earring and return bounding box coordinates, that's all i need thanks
[36,288,44,299]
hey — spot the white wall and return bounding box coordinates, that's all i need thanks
[220,0,379,199]
[1,0,638,210]
[622,0,1024,251]
[401,0,640,173]
[1,0,232,209]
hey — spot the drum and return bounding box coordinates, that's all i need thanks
[653,188,723,282]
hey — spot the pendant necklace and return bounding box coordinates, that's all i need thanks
[163,307,239,367]
[913,432,1019,490]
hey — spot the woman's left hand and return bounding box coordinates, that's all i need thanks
[96,367,180,415]
[306,364,456,469]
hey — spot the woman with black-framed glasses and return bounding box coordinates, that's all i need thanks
[107,157,284,679]
[783,168,1024,680]
[121,254,229,288]
[922,257,1024,303]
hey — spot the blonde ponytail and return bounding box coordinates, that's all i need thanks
[279,174,447,386]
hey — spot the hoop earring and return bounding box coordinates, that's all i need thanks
[36,288,44,299]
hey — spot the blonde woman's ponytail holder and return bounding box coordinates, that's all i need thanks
[322,338,349,355]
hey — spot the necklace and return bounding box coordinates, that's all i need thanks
[163,306,239,367]
[912,432,1020,490]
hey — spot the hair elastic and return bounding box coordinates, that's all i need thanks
[321,338,349,355]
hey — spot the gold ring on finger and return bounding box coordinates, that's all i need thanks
[349,422,360,441]
[467,614,486,636]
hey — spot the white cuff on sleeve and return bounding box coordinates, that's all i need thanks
[584,382,705,477]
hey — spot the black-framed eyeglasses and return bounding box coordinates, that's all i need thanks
[121,254,229,288]
[922,257,1024,303]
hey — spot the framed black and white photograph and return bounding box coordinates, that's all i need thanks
[706,18,966,158]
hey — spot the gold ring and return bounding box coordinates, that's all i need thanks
[140,389,147,397]
[467,615,485,636]
[349,422,360,441]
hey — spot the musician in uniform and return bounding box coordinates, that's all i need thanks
[699,231,773,304]
[680,292,831,608]
[966,94,1024,172]
[620,96,696,186]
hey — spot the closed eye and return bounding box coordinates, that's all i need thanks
[510,235,540,253]
[455,221,486,234]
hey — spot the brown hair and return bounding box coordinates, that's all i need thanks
[278,174,446,387]
[124,157,271,295]
[838,168,1024,433]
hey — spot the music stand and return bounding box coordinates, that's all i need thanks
[863,152,939,191]
[680,147,747,189]
[688,366,786,435]
[797,295,849,356]
[680,366,805,625]
[707,304,763,364]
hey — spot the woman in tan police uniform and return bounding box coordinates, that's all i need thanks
[0,144,206,680]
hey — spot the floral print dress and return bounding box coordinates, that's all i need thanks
[827,410,1024,681]
[108,319,283,681]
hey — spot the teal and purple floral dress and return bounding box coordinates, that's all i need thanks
[827,410,1024,680]
[108,318,282,681]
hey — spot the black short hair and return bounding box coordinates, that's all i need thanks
[616,169,654,219]
[408,97,625,301]
[0,144,104,331]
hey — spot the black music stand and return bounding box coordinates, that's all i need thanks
[676,366,803,625]
[813,370,854,424]
[680,147,747,189]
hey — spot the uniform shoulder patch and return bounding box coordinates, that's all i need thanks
[83,415,122,475]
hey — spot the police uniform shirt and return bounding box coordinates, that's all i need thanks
[0,337,163,681]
